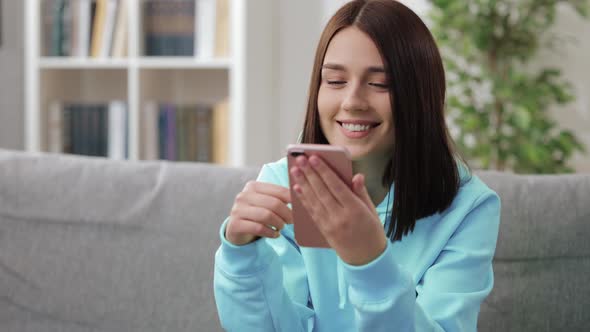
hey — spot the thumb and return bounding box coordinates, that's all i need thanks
[353,173,373,208]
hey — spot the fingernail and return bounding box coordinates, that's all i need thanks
[309,156,319,167]
[292,168,302,178]
[297,156,307,168]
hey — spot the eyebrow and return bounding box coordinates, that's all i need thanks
[321,63,386,73]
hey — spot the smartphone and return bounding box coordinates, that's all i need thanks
[287,144,353,248]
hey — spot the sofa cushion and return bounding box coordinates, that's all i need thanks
[0,150,258,332]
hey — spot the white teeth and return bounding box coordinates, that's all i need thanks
[341,123,372,132]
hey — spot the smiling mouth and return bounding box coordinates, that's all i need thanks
[336,121,381,131]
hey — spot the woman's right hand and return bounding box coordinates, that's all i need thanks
[225,181,293,246]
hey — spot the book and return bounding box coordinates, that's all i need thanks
[90,0,107,57]
[108,100,127,160]
[165,103,177,160]
[111,0,128,57]
[62,103,72,153]
[98,104,108,156]
[89,104,99,156]
[144,0,195,56]
[143,101,159,160]
[158,104,167,160]
[71,104,80,154]
[212,98,228,164]
[88,1,98,54]
[47,101,63,153]
[76,0,92,57]
[42,0,56,56]
[99,0,119,57]
[197,0,216,58]
[215,0,229,57]
[176,105,186,161]
[50,0,66,56]
[185,107,197,161]
[69,0,79,56]
[61,0,73,56]
[194,104,213,162]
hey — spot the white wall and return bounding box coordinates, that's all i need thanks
[0,0,24,150]
[270,1,320,160]
[270,0,338,161]
[535,4,590,172]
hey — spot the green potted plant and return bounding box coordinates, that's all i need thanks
[429,0,588,173]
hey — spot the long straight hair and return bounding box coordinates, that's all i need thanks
[301,0,466,242]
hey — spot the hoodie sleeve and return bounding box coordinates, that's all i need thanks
[213,164,315,332]
[340,191,501,332]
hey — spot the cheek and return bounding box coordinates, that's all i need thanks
[377,97,393,125]
[317,87,338,122]
[377,98,395,139]
[317,87,328,111]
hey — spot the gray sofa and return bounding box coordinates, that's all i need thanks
[0,149,588,331]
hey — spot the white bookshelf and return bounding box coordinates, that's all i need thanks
[24,0,275,167]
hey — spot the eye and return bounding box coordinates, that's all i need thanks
[369,83,389,89]
[326,80,346,86]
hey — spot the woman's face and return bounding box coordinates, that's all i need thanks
[318,26,395,162]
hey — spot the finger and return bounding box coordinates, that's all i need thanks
[237,191,293,225]
[290,164,325,212]
[233,204,288,231]
[291,182,319,223]
[290,167,325,222]
[245,181,291,204]
[294,156,341,211]
[308,155,354,206]
[232,219,281,239]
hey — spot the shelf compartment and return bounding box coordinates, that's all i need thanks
[40,68,128,153]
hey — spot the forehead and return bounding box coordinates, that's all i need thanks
[323,26,384,69]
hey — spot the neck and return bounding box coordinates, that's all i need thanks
[352,154,391,206]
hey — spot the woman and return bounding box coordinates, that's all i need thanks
[214,1,500,331]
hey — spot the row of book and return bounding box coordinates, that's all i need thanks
[142,101,227,163]
[43,0,129,57]
[143,0,228,57]
[47,100,228,163]
[42,0,230,58]
[47,101,128,159]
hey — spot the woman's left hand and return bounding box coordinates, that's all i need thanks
[290,155,387,266]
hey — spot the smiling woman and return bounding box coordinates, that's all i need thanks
[302,0,460,243]
[214,1,501,331]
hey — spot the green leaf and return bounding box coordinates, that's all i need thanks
[427,0,588,173]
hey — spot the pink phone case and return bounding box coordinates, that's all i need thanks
[287,144,353,248]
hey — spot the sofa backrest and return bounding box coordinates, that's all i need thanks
[0,150,258,332]
[477,171,590,331]
[1,149,588,331]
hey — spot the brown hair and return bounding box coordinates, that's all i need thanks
[301,0,468,241]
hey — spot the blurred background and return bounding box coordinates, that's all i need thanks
[0,0,588,172]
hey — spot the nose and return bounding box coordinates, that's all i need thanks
[341,82,369,112]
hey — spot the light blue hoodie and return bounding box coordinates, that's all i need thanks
[214,157,500,331]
